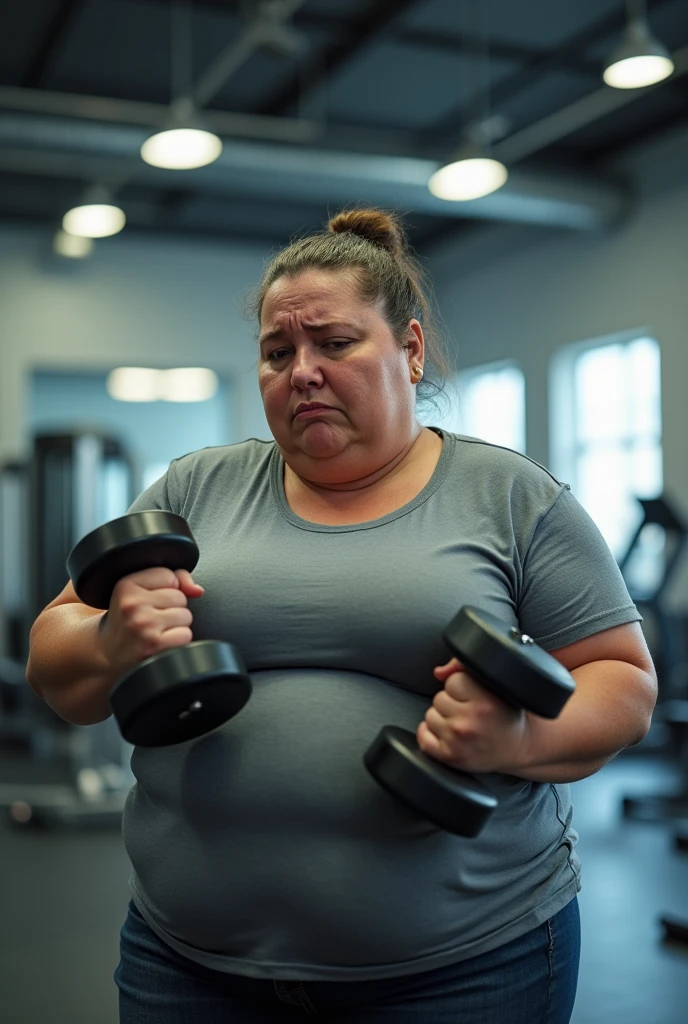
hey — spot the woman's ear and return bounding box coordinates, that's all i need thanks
[405,319,425,368]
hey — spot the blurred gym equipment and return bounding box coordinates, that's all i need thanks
[0,431,136,827]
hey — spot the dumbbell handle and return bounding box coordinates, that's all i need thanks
[442,606,576,719]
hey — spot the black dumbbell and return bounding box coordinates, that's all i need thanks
[67,510,251,747]
[364,607,576,838]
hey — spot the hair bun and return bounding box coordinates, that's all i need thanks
[328,208,406,258]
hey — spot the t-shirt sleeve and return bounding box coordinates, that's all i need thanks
[127,464,176,515]
[517,485,641,650]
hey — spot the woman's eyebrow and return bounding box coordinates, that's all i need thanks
[259,320,361,346]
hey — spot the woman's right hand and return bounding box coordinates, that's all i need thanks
[99,568,205,677]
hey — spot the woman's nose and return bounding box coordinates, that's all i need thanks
[290,351,324,389]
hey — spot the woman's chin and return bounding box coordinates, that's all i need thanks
[293,422,350,460]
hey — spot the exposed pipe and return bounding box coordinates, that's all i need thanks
[0,115,629,231]
[0,40,684,233]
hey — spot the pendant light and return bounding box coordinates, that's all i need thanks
[62,185,126,238]
[428,0,508,202]
[141,1,222,170]
[603,0,674,89]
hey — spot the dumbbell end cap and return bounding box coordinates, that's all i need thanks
[110,640,251,747]
[364,725,497,838]
[68,510,198,609]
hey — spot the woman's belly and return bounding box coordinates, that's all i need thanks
[122,669,555,969]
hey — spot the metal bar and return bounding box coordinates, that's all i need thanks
[426,0,678,146]
[261,0,421,117]
[0,86,321,143]
[191,0,310,109]
[494,44,688,164]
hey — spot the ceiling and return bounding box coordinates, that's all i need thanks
[1,0,687,253]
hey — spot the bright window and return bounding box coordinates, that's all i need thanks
[428,362,526,453]
[551,334,663,595]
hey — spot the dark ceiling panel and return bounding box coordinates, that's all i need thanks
[388,24,600,78]
[23,0,86,88]
[207,25,337,114]
[496,70,597,137]
[0,0,66,83]
[302,0,372,15]
[310,40,518,131]
[583,0,688,62]
[261,0,421,118]
[38,0,216,103]
[400,0,622,50]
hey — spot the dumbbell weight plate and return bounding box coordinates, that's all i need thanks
[111,640,252,746]
[68,510,199,609]
[364,725,498,838]
[442,607,575,720]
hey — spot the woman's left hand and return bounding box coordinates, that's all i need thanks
[416,658,532,774]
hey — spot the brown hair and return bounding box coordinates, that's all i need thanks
[253,207,453,406]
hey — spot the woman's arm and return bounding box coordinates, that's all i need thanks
[510,621,657,782]
[418,621,658,783]
[27,567,203,727]
[26,583,119,726]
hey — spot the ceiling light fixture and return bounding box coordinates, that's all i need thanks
[62,186,126,238]
[141,2,222,170]
[141,101,223,170]
[428,1,508,203]
[429,147,509,202]
[603,0,674,89]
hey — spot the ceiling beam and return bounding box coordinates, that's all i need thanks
[191,0,310,109]
[584,89,688,161]
[492,44,688,164]
[425,0,679,150]
[260,0,422,117]
[138,0,603,76]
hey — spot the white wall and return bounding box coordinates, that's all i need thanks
[428,125,688,505]
[427,123,688,606]
[0,227,272,464]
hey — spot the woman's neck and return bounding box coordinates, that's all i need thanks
[282,427,442,521]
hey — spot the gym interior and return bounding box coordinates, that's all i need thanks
[1,1,688,1022]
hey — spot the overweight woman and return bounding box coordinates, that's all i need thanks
[27,208,657,1023]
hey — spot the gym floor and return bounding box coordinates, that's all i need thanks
[0,746,687,1024]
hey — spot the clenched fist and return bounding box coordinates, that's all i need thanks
[99,567,205,678]
[416,657,532,775]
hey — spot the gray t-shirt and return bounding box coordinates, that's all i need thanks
[124,431,640,981]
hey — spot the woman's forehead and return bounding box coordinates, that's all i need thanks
[261,269,367,321]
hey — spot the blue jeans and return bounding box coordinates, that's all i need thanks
[115,896,580,1023]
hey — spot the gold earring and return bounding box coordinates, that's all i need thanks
[412,366,423,381]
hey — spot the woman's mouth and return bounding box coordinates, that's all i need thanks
[294,404,336,419]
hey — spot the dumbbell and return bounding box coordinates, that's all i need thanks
[67,510,251,747]
[364,607,576,838]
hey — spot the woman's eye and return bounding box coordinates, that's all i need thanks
[267,348,291,362]
[324,340,351,351]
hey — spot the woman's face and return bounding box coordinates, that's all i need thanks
[258,268,424,484]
